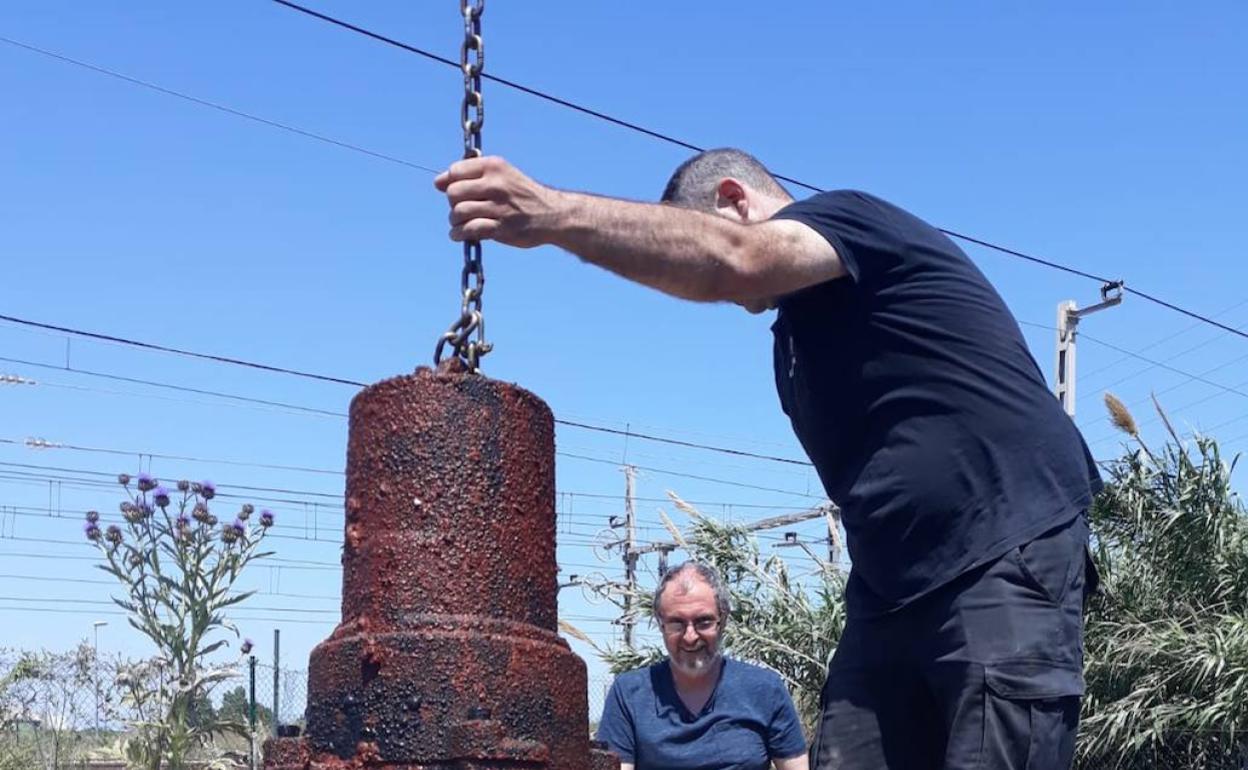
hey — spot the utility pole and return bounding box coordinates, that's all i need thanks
[620,465,638,648]
[825,506,842,565]
[1054,281,1124,417]
[656,545,672,578]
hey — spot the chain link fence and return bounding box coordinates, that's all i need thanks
[0,645,104,769]
[18,646,1244,770]
[243,661,307,736]
[0,646,297,769]
[586,672,614,727]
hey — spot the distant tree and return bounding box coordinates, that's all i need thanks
[217,685,271,729]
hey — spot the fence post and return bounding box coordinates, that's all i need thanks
[249,654,258,770]
[272,629,280,731]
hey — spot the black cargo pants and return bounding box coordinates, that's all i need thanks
[810,513,1095,769]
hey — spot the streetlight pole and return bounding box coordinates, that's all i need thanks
[92,620,108,736]
[1054,281,1124,417]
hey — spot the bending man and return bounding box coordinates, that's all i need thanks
[436,150,1102,769]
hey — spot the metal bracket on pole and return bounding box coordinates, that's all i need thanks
[1055,281,1124,417]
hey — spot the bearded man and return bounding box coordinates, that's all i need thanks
[595,562,808,770]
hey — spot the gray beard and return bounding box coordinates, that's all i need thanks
[671,648,721,678]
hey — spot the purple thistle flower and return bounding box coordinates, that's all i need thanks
[200,481,216,500]
[84,522,102,541]
[153,486,171,508]
[117,473,131,487]
[259,509,275,529]
[85,510,99,524]
[104,525,123,546]
[176,479,190,492]
[123,497,153,523]
[137,473,157,492]
[192,503,211,524]
[240,638,254,655]
[220,525,239,545]
[238,503,254,521]
[231,518,246,536]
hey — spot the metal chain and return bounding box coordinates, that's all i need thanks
[434,0,491,371]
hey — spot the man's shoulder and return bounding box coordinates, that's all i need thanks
[798,187,918,220]
[723,658,784,689]
[612,660,666,694]
[792,188,888,210]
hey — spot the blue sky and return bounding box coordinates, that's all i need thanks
[1,1,1245,719]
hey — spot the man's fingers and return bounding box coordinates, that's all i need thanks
[448,157,491,181]
[434,158,486,192]
[438,156,517,244]
[449,218,500,242]
[449,200,498,226]
[444,178,499,207]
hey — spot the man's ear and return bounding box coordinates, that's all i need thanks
[717,178,749,219]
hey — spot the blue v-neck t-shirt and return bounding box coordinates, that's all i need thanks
[596,658,806,769]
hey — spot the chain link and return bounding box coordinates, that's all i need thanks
[435,0,491,371]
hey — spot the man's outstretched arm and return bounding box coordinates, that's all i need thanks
[434,156,844,303]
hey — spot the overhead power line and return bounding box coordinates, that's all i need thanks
[0,604,333,625]
[1,446,820,516]
[270,1,1248,343]
[1077,333,1248,404]
[1018,321,1248,416]
[10,312,1241,472]
[0,35,437,173]
[559,452,821,499]
[0,462,825,547]
[0,594,338,615]
[6,28,1242,344]
[268,0,710,157]
[1123,289,1248,344]
[5,353,812,466]
[1,354,346,417]
[1074,297,1248,387]
[555,419,808,466]
[0,572,338,601]
[0,313,362,386]
[0,313,814,468]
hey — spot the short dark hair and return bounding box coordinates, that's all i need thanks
[653,561,731,622]
[660,148,791,211]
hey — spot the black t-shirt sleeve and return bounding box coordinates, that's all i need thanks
[771,190,904,288]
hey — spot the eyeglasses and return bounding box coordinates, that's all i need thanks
[660,617,720,636]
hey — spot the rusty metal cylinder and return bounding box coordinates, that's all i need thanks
[264,367,618,770]
[339,368,559,631]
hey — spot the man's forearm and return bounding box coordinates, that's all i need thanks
[540,190,755,302]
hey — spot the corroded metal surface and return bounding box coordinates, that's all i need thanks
[264,366,618,769]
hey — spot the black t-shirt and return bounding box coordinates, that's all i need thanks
[770,191,1102,612]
